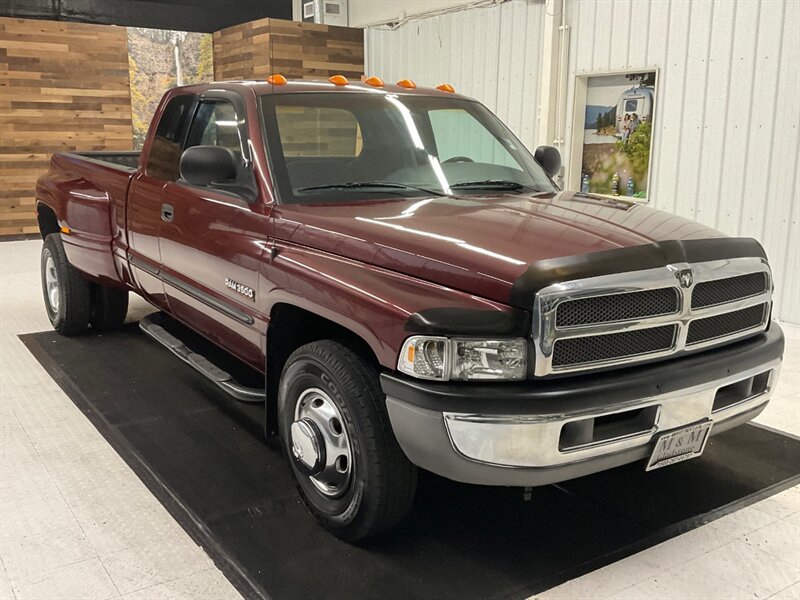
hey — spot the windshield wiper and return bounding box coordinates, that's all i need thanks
[450,179,541,192]
[297,181,446,196]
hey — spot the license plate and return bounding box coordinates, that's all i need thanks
[646,421,713,471]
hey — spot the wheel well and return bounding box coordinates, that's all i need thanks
[265,303,381,435]
[37,203,59,239]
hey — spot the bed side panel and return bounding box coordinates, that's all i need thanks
[36,153,134,286]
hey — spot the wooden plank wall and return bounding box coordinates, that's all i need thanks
[0,16,360,236]
[212,19,272,81]
[269,19,363,80]
[0,17,132,236]
[213,18,363,82]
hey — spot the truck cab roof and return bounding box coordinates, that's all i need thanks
[172,78,474,100]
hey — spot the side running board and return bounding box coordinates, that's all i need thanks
[139,313,265,404]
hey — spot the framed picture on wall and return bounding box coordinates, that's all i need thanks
[568,69,658,200]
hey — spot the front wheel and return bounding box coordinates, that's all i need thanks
[41,233,91,336]
[278,340,417,541]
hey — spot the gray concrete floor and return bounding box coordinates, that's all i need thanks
[0,239,798,600]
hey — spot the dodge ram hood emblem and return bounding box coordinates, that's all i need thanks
[677,268,694,288]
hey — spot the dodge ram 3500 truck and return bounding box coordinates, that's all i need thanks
[36,77,784,540]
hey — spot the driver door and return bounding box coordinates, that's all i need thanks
[157,91,270,370]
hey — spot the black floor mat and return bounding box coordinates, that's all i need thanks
[20,323,800,600]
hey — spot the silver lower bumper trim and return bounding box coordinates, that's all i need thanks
[443,359,781,468]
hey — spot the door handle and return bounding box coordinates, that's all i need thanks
[161,203,174,223]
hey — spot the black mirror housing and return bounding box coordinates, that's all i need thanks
[180,146,238,187]
[534,145,561,179]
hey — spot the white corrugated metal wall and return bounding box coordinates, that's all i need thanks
[562,0,799,324]
[365,0,546,151]
[365,0,799,324]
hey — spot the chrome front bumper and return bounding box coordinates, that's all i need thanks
[442,360,780,469]
[382,327,784,486]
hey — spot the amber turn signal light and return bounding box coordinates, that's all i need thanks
[436,83,455,93]
[396,79,417,89]
[329,74,349,85]
[267,74,287,85]
[364,76,384,87]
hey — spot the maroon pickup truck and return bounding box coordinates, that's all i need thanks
[36,77,784,540]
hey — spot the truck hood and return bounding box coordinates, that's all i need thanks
[272,191,725,308]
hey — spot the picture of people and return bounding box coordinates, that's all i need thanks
[579,71,656,199]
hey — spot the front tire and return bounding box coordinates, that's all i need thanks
[41,233,91,336]
[278,340,417,541]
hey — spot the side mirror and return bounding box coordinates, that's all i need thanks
[534,145,561,179]
[180,145,237,186]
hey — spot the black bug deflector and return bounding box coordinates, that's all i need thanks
[510,237,767,308]
[401,238,769,339]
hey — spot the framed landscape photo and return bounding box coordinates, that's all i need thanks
[568,69,658,200]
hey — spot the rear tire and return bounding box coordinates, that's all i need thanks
[90,285,129,331]
[41,233,91,336]
[278,340,417,541]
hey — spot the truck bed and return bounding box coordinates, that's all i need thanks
[36,151,141,286]
[66,151,141,171]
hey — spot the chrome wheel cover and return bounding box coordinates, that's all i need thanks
[292,387,353,498]
[44,252,60,314]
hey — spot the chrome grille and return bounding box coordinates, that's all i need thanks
[533,257,772,376]
[687,304,768,345]
[552,325,677,367]
[556,287,680,328]
[691,272,769,309]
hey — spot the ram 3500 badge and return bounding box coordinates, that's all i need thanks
[225,277,255,301]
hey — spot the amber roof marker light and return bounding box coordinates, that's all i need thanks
[396,79,417,89]
[329,74,349,85]
[266,74,287,85]
[364,76,384,87]
[436,83,456,93]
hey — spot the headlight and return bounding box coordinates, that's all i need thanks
[398,336,527,381]
[451,339,526,381]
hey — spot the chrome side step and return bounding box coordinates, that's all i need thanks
[139,313,265,404]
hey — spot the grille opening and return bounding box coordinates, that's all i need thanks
[692,272,769,309]
[560,406,659,451]
[712,370,771,413]
[556,287,680,328]
[686,303,767,345]
[552,324,676,368]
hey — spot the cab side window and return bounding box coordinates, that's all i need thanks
[145,95,195,181]
[185,100,244,164]
[181,98,256,199]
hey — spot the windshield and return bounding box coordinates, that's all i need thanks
[260,92,557,204]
